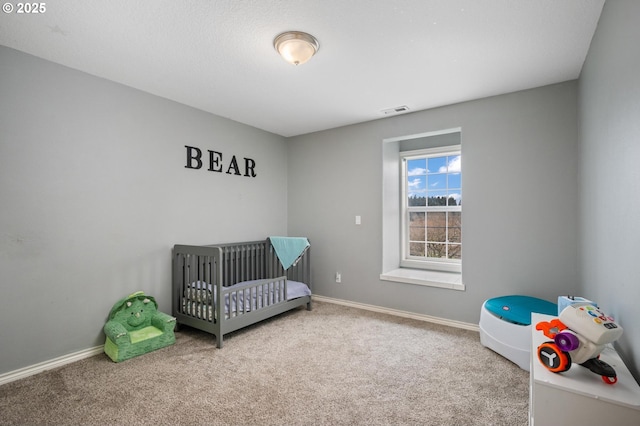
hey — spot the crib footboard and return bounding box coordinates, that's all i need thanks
[172,239,311,348]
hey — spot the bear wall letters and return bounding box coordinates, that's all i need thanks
[185,145,257,178]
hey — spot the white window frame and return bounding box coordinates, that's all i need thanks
[400,145,461,273]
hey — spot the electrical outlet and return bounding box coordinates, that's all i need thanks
[335,272,342,283]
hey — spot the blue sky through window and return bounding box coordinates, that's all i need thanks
[407,154,461,205]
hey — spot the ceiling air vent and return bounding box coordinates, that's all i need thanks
[381,105,410,115]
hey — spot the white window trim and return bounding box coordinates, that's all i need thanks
[381,127,464,291]
[380,268,464,291]
[400,145,461,273]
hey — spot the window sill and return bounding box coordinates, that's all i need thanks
[380,268,465,291]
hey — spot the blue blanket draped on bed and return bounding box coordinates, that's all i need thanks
[269,236,310,269]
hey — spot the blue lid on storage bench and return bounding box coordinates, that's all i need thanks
[484,295,557,326]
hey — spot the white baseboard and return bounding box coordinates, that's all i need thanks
[312,295,479,332]
[0,346,104,386]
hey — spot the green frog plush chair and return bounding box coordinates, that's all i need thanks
[104,291,176,362]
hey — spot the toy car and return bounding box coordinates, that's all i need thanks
[535,304,623,384]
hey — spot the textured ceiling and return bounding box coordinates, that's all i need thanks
[0,0,605,137]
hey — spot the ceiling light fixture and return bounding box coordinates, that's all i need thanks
[273,31,319,66]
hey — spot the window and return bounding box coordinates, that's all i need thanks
[381,128,463,290]
[401,145,461,273]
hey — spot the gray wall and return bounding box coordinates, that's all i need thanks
[578,0,640,379]
[0,46,289,374]
[3,0,639,384]
[287,81,581,323]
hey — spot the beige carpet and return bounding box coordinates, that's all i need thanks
[0,301,529,425]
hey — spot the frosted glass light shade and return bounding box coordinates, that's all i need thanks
[274,31,319,65]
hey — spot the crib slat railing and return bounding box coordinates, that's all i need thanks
[221,276,288,319]
[219,241,268,286]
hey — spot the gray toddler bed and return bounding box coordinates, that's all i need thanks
[172,237,311,348]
